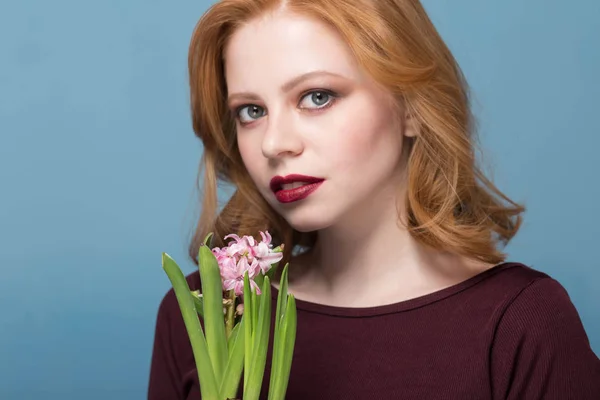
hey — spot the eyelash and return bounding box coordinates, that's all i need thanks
[234,89,339,126]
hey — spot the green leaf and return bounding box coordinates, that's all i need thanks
[190,290,204,319]
[265,263,278,282]
[272,295,297,399]
[198,244,229,386]
[220,318,245,399]
[269,264,289,400]
[254,271,265,290]
[161,253,219,399]
[268,264,291,400]
[203,232,214,246]
[227,319,241,354]
[252,272,264,333]
[243,272,253,390]
[244,277,272,400]
[251,288,259,344]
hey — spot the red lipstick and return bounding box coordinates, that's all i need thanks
[270,174,325,203]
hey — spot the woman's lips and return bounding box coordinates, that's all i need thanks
[274,181,324,203]
[270,174,325,203]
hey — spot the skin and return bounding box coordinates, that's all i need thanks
[224,10,494,307]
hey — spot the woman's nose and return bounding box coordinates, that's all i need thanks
[261,110,304,160]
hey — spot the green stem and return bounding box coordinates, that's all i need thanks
[225,289,236,339]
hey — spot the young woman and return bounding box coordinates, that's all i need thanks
[148,0,600,398]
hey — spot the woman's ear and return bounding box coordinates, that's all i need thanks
[392,96,418,138]
[403,109,418,138]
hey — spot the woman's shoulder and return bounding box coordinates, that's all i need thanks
[478,261,551,288]
[466,262,584,327]
[486,263,600,398]
[484,261,588,337]
[467,261,563,306]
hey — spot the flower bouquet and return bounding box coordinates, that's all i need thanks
[161,231,297,400]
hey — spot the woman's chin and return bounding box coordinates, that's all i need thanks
[268,198,336,233]
[285,216,331,233]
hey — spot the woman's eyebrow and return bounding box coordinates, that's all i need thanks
[279,70,348,92]
[227,70,349,104]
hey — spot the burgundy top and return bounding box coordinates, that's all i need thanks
[148,262,600,399]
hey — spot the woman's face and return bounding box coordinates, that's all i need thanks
[224,11,415,232]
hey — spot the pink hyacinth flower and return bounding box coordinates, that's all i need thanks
[221,256,261,296]
[223,234,252,258]
[253,242,283,274]
[252,231,283,274]
[212,230,283,296]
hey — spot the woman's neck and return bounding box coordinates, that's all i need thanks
[286,200,495,307]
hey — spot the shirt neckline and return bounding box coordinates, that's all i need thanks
[270,262,521,318]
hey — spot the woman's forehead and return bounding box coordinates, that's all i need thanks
[223,11,363,91]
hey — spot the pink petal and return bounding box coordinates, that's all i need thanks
[235,257,249,277]
[226,242,246,257]
[244,235,256,247]
[259,231,272,245]
[248,258,261,278]
[261,252,283,265]
[218,257,238,279]
[250,279,262,295]
[224,233,242,243]
[252,242,268,258]
[220,267,238,281]
[236,281,247,296]
[259,252,283,274]
[223,279,236,292]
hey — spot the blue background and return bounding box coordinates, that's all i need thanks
[1,0,598,398]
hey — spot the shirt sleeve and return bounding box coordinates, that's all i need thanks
[148,289,184,400]
[490,277,600,400]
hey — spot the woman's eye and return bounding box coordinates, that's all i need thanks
[298,90,335,109]
[237,105,266,123]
